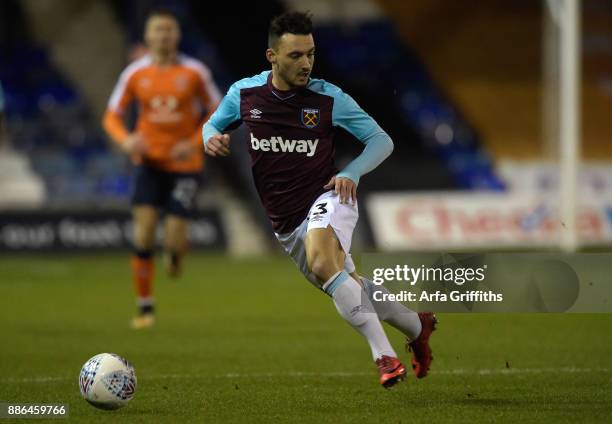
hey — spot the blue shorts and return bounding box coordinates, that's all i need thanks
[131,165,201,218]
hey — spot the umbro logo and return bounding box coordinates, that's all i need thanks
[250,109,262,119]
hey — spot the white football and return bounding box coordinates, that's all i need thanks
[79,353,137,410]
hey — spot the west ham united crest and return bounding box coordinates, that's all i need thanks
[301,108,320,128]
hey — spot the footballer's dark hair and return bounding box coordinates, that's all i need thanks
[146,7,180,23]
[268,11,313,48]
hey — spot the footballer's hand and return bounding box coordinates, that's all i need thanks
[206,134,231,157]
[324,175,357,205]
[121,133,146,156]
[170,140,195,161]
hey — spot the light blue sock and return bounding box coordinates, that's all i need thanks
[323,271,396,360]
[361,277,422,340]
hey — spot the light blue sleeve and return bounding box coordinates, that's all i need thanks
[335,132,394,185]
[202,83,241,145]
[320,81,394,185]
[202,71,270,146]
[330,85,385,142]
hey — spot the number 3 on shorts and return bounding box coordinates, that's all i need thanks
[308,201,331,224]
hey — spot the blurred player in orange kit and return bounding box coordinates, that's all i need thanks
[103,8,221,329]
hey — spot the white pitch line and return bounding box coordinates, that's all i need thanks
[1,367,609,384]
[1,376,69,383]
[432,367,611,375]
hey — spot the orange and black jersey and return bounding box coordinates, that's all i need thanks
[103,53,221,173]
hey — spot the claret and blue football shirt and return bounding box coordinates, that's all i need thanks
[204,70,392,233]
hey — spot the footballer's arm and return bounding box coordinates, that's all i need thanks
[326,84,394,204]
[324,130,394,204]
[202,82,243,157]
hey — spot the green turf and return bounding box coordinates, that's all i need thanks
[0,253,611,423]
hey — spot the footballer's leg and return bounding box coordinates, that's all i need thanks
[163,214,189,278]
[304,226,406,388]
[130,205,158,329]
[360,277,437,378]
[163,173,199,278]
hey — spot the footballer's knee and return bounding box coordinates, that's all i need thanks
[134,227,156,250]
[164,215,188,253]
[305,228,345,284]
[133,206,158,250]
[308,253,341,283]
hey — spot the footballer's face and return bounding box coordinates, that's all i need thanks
[145,15,180,55]
[268,33,315,89]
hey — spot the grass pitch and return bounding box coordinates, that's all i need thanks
[0,252,611,423]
